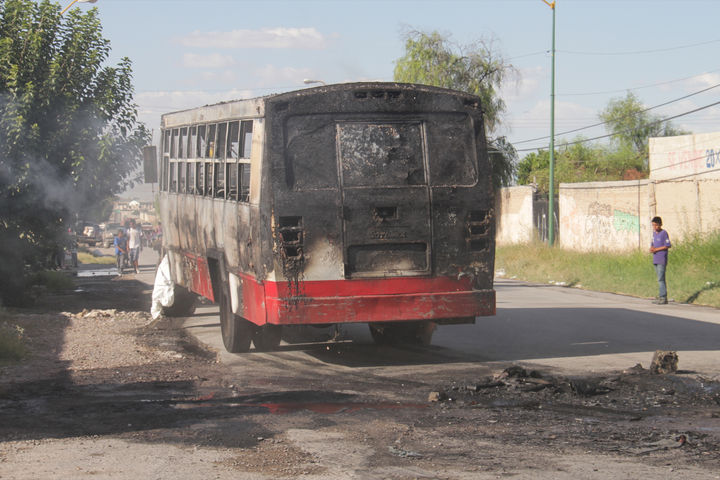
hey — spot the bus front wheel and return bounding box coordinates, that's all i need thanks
[219,283,252,353]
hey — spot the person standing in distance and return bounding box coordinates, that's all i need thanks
[649,216,671,304]
[126,219,142,274]
[114,229,128,276]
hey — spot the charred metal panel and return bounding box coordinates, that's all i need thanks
[265,83,494,291]
[161,99,265,129]
[430,187,495,290]
[341,187,430,277]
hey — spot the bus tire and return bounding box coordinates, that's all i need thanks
[219,282,252,353]
[252,324,282,351]
[162,285,198,317]
[369,321,435,346]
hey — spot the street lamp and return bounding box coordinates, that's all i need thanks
[303,79,326,86]
[542,0,556,246]
[61,0,97,15]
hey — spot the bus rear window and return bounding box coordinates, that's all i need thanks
[284,114,477,191]
[338,122,425,187]
[425,113,478,186]
[285,116,338,190]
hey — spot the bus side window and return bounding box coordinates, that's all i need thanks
[189,126,198,158]
[227,161,238,201]
[228,121,240,159]
[214,161,225,198]
[179,127,187,159]
[215,122,227,160]
[178,161,186,193]
[162,130,171,191]
[239,162,250,202]
[206,124,216,158]
[241,120,253,158]
[162,157,169,191]
[169,162,177,193]
[197,125,207,158]
[187,162,195,194]
[197,162,204,195]
[163,130,171,155]
[204,162,213,197]
[170,128,179,158]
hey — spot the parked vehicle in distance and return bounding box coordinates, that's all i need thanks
[76,222,102,246]
[102,223,123,248]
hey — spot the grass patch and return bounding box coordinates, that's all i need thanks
[77,251,116,265]
[0,315,26,362]
[496,232,720,308]
[32,270,75,292]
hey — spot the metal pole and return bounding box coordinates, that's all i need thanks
[548,1,557,246]
[61,0,97,15]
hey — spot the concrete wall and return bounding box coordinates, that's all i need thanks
[559,180,650,252]
[655,179,720,240]
[495,185,535,245]
[556,178,720,251]
[649,132,720,181]
[497,146,720,251]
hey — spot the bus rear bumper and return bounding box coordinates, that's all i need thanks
[264,289,496,326]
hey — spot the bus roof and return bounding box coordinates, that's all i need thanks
[160,82,482,128]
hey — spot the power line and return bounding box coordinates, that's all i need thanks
[514,98,720,153]
[507,38,720,64]
[554,164,720,189]
[558,38,720,57]
[512,82,720,146]
[558,67,720,97]
[513,83,720,145]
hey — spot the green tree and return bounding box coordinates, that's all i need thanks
[599,92,688,167]
[0,0,149,305]
[394,30,516,187]
[516,140,644,193]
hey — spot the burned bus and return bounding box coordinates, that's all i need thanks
[156,82,495,352]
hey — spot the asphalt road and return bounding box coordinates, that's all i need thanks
[134,241,719,377]
[45,247,718,479]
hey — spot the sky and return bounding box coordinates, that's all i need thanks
[79,0,720,195]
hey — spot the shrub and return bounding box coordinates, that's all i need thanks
[0,319,26,362]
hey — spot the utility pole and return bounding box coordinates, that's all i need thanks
[542,0,556,246]
[61,0,97,15]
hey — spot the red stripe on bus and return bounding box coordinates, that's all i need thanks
[264,287,495,326]
[189,256,215,302]
[181,252,494,326]
[262,275,475,297]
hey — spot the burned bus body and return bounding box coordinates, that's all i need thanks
[157,83,495,352]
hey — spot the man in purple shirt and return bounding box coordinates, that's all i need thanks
[649,216,671,304]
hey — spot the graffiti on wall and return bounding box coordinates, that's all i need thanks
[561,198,640,251]
[613,210,640,232]
[665,149,706,172]
[706,149,720,168]
[584,202,613,236]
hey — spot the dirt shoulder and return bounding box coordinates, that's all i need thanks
[1,273,720,479]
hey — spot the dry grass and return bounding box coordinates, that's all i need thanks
[496,233,720,308]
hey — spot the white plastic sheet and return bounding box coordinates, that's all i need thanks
[150,255,175,319]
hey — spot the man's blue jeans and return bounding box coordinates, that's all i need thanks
[654,263,667,298]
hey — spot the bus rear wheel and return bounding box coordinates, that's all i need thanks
[252,324,282,351]
[369,321,436,345]
[219,283,252,353]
